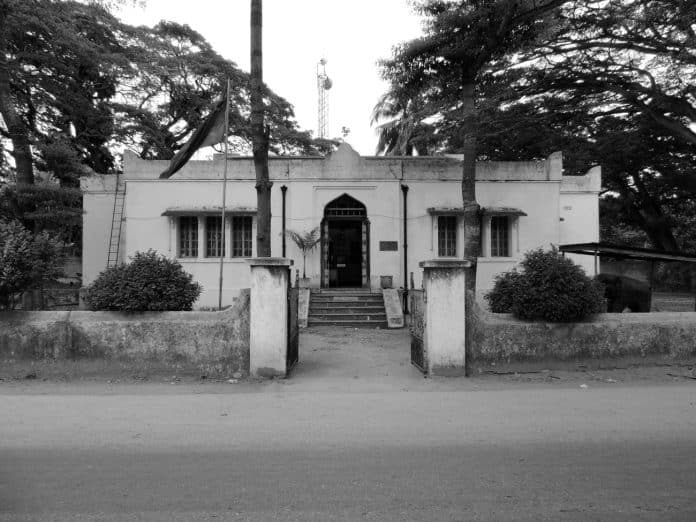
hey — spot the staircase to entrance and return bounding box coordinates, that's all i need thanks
[308,289,387,328]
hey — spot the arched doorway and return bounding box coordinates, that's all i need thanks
[321,194,370,288]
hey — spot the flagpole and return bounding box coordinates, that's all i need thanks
[218,78,230,311]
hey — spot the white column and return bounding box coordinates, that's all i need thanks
[197,217,205,260]
[481,217,490,257]
[248,258,293,378]
[224,217,232,258]
[420,260,470,376]
[168,217,175,255]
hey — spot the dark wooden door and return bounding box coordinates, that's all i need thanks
[328,220,362,287]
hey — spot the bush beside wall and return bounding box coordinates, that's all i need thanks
[484,248,604,322]
[0,290,250,377]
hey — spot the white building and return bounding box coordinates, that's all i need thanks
[81,143,601,308]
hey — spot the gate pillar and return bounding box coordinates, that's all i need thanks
[419,260,471,376]
[248,258,293,378]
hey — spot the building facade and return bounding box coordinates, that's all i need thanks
[81,143,601,308]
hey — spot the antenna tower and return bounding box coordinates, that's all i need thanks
[316,58,332,138]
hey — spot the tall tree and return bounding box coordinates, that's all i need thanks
[0,0,127,184]
[250,0,271,257]
[112,21,328,162]
[380,0,565,293]
[475,0,696,251]
[515,0,696,146]
[0,1,35,184]
[0,0,327,190]
[378,0,696,253]
[370,94,437,156]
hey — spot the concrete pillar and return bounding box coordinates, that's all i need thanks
[419,260,471,376]
[248,258,293,378]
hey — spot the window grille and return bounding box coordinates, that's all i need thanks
[179,216,198,257]
[324,194,367,217]
[205,216,225,257]
[438,216,457,257]
[325,207,366,217]
[232,216,252,257]
[491,216,510,257]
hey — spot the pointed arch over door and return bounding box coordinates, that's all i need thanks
[321,194,370,288]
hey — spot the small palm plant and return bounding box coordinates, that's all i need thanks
[286,227,321,279]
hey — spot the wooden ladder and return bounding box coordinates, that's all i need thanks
[106,173,125,268]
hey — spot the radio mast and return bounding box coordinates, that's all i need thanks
[316,58,332,138]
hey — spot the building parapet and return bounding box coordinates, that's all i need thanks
[112,144,568,184]
[561,166,602,193]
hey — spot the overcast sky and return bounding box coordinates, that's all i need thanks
[116,0,424,156]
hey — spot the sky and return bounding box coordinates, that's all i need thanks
[116,0,424,156]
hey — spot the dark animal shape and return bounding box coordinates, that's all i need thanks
[596,274,652,313]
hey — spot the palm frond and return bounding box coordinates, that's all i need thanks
[286,227,320,253]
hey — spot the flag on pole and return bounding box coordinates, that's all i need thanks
[159,96,228,179]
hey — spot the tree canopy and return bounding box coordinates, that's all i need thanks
[376,0,696,254]
[0,0,328,187]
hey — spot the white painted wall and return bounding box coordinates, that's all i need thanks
[81,144,601,309]
[82,175,118,285]
[560,166,602,276]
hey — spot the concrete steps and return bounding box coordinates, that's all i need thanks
[308,290,387,328]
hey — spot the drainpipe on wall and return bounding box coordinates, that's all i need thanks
[281,185,287,257]
[401,184,409,313]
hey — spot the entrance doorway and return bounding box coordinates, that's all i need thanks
[327,220,362,287]
[321,194,369,288]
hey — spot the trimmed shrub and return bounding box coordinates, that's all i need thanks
[484,247,605,322]
[85,250,202,311]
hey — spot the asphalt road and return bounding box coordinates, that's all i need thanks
[2,383,696,521]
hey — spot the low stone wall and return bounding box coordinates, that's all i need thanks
[0,290,250,376]
[468,292,696,371]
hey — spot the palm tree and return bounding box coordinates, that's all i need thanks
[370,93,437,156]
[286,227,320,279]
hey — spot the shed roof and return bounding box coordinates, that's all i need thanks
[559,242,696,263]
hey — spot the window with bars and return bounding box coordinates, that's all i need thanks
[437,215,457,257]
[205,216,225,257]
[490,216,510,257]
[179,216,198,257]
[231,216,252,257]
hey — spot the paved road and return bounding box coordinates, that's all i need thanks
[2,383,696,521]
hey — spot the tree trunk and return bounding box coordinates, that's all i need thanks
[250,0,272,257]
[626,174,679,252]
[461,82,480,293]
[461,80,480,378]
[0,8,33,185]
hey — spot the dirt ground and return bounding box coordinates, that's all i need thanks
[1,326,695,393]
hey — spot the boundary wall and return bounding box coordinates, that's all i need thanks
[0,291,250,377]
[467,291,696,372]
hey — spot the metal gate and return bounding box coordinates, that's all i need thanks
[409,289,426,373]
[286,285,299,373]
